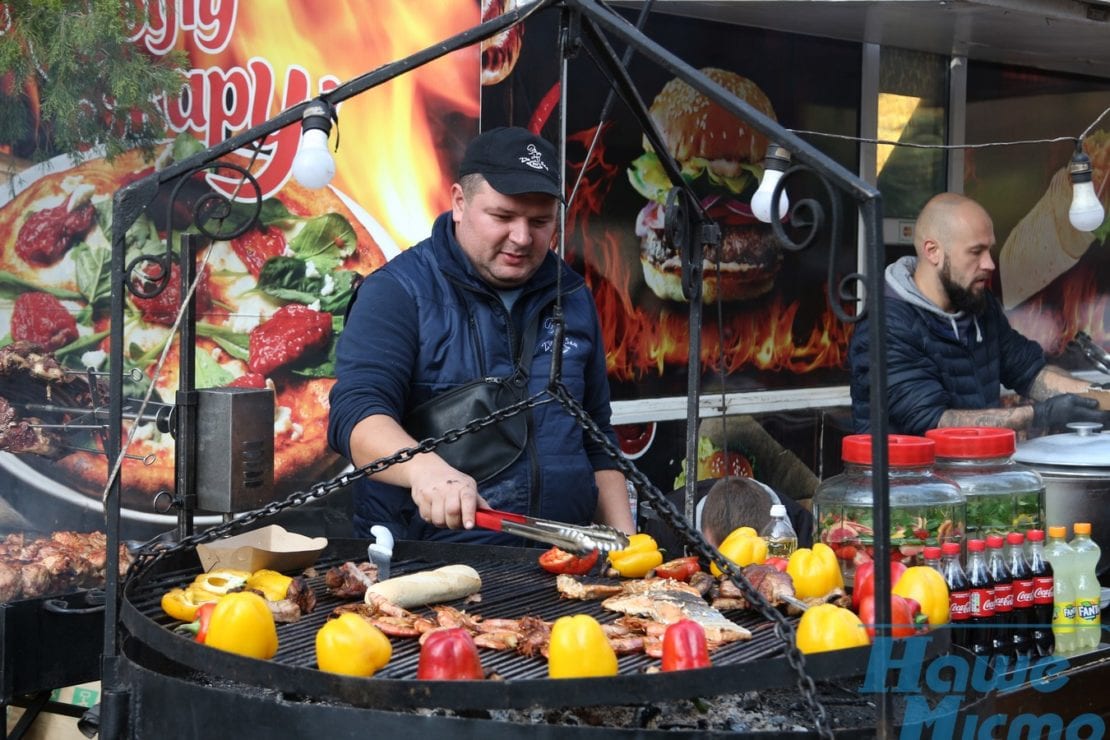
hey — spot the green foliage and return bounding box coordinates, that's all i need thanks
[0,0,185,163]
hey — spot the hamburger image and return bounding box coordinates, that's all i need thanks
[628,68,782,303]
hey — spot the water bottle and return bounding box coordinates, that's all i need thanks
[941,541,971,651]
[1026,529,1055,656]
[761,504,797,558]
[985,535,1012,657]
[1044,526,1077,656]
[1070,522,1102,651]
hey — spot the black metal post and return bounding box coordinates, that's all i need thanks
[176,233,200,539]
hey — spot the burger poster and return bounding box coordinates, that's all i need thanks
[480,8,863,401]
[0,0,481,523]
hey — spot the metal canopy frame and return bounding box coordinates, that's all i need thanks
[102,1,894,736]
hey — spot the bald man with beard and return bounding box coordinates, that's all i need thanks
[849,193,1109,435]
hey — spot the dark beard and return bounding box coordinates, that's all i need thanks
[940,260,988,315]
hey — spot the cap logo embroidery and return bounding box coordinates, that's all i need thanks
[519,144,549,171]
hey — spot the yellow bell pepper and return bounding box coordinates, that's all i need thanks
[548,614,619,678]
[161,585,221,623]
[608,533,663,578]
[204,591,279,660]
[316,613,392,677]
[786,543,844,599]
[711,527,767,576]
[796,603,871,654]
[246,569,294,602]
[193,568,251,597]
[892,566,950,628]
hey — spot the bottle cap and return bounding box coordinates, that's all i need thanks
[1026,529,1044,542]
[941,541,962,555]
[986,534,1004,548]
[1007,532,1026,545]
[967,539,985,552]
[1074,522,1091,536]
[923,546,942,559]
[924,427,1016,458]
[1048,525,1068,539]
[769,504,787,518]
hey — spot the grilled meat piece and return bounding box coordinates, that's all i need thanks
[0,397,62,457]
[324,561,379,598]
[287,575,317,614]
[0,530,129,601]
[602,579,751,643]
[712,564,796,611]
[555,574,623,600]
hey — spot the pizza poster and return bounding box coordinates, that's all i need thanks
[0,0,480,526]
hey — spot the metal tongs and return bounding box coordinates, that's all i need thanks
[474,507,630,554]
[1071,331,1110,376]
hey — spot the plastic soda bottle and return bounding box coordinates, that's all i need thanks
[1070,522,1102,651]
[1026,529,1055,657]
[985,535,1012,657]
[922,545,943,575]
[761,504,798,558]
[1004,532,1034,658]
[1045,526,1077,656]
[941,541,971,651]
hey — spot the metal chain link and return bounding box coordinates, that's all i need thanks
[126,382,832,737]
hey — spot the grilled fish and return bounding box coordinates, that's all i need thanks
[601,579,751,643]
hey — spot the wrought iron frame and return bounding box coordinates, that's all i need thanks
[100,1,894,737]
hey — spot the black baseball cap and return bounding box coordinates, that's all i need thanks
[458,126,564,201]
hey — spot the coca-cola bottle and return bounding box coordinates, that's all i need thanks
[1005,531,1034,658]
[1026,529,1055,657]
[986,534,1013,657]
[941,541,971,651]
[923,545,943,575]
[965,539,996,657]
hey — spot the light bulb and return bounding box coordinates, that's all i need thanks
[292,128,335,189]
[751,143,791,224]
[1068,149,1105,232]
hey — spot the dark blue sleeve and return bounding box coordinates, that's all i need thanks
[327,271,419,460]
[579,291,621,471]
[992,298,1046,397]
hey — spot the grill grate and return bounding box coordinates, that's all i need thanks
[122,540,832,710]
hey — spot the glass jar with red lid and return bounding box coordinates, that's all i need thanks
[813,434,965,586]
[925,427,1044,541]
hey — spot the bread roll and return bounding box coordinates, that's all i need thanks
[364,564,482,609]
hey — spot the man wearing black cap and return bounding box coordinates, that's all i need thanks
[329,127,634,544]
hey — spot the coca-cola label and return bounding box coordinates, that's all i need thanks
[949,591,971,621]
[993,583,1013,612]
[1013,578,1035,608]
[1032,576,1054,605]
[969,588,995,618]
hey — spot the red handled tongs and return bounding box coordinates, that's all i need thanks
[474,507,630,554]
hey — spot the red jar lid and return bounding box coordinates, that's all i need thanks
[924,427,1015,458]
[841,434,935,466]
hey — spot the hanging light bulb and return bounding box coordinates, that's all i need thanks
[1068,145,1105,233]
[751,143,791,224]
[291,100,337,190]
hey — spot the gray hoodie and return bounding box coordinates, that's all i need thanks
[885,256,982,345]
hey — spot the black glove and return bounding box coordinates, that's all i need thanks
[1031,393,1110,432]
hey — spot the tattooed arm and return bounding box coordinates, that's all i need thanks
[1024,365,1094,401]
[937,405,1035,431]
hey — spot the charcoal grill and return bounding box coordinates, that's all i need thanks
[121,539,878,713]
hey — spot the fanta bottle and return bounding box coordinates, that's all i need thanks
[1044,526,1077,656]
[1070,522,1102,651]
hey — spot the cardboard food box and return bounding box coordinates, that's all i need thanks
[196,525,327,573]
[1079,388,1110,411]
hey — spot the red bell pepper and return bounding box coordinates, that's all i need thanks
[764,557,789,573]
[175,600,219,643]
[852,560,908,612]
[538,547,600,575]
[661,619,711,671]
[858,594,929,639]
[416,628,484,680]
[654,556,701,582]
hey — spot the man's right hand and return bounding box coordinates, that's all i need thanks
[408,458,488,530]
[1031,393,1110,432]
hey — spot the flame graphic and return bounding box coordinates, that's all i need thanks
[566,126,852,381]
[1007,265,1110,355]
[198,1,480,249]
